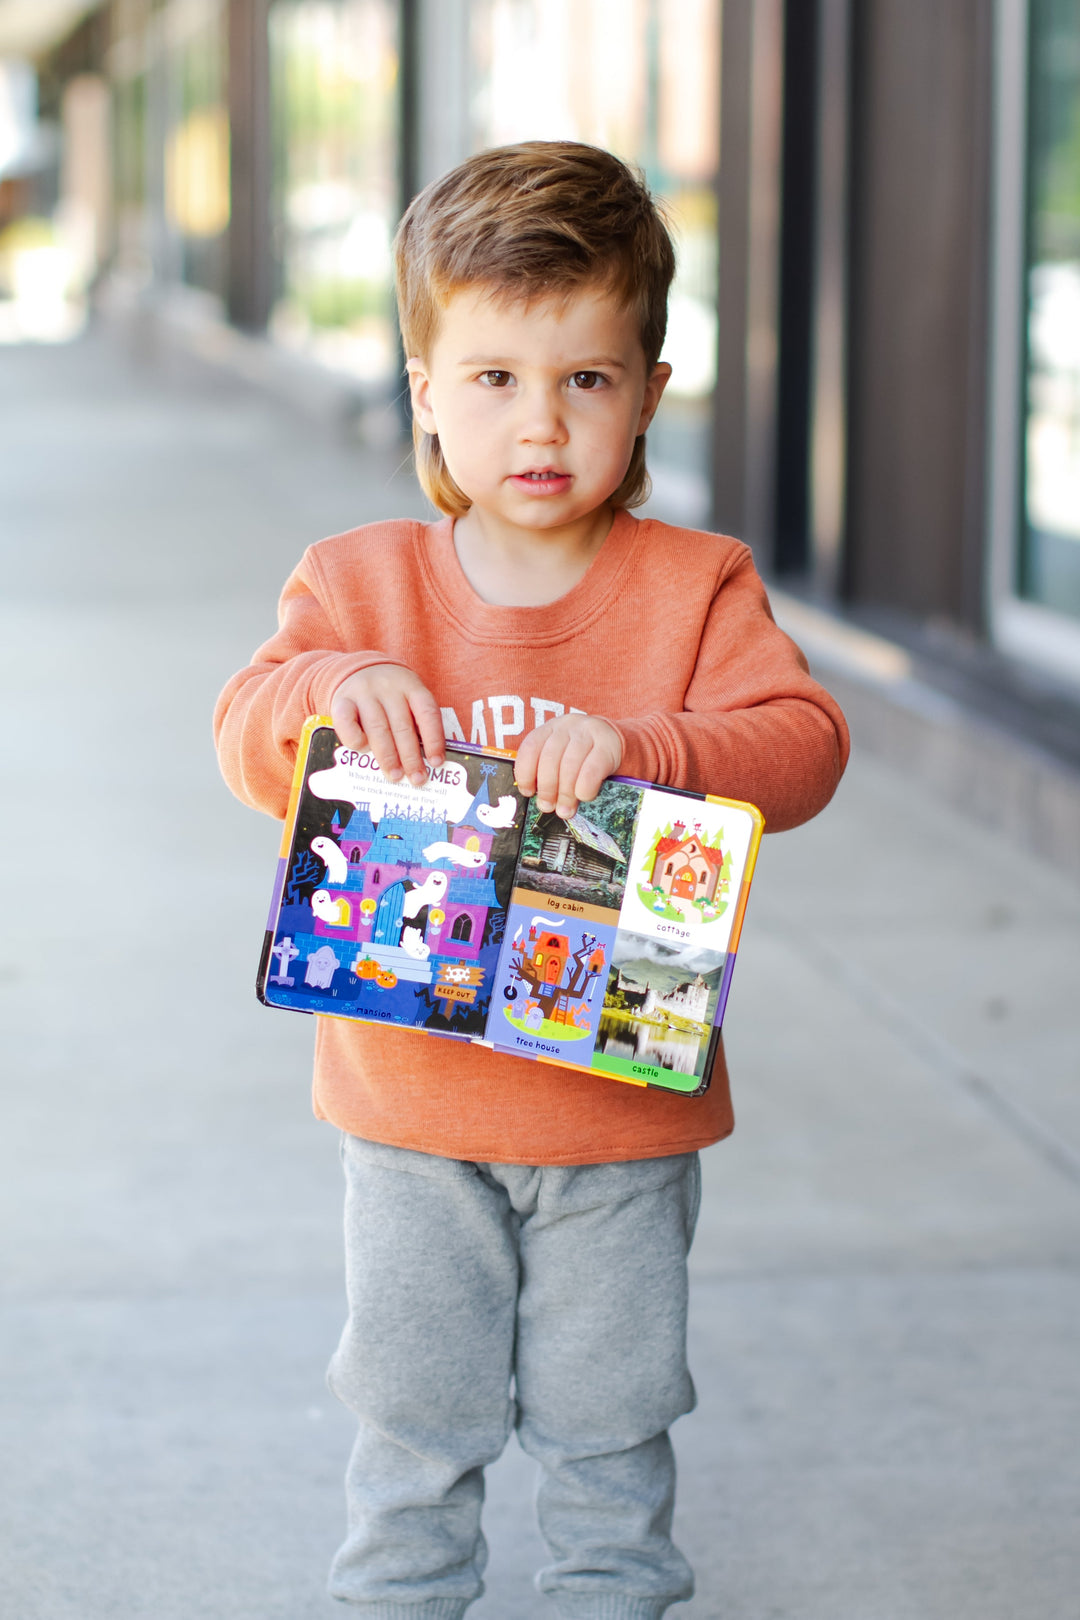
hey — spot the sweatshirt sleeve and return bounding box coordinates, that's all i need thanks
[610,545,849,832]
[212,547,401,820]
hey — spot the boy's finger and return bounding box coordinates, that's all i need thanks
[357,700,403,780]
[383,695,428,785]
[555,734,594,817]
[410,690,446,769]
[329,696,368,753]
[574,747,612,807]
[533,734,569,814]
[513,729,542,795]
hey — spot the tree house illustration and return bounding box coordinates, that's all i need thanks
[535,810,625,883]
[649,822,724,902]
[510,925,607,1027]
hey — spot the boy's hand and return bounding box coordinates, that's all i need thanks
[514,714,623,819]
[330,664,445,787]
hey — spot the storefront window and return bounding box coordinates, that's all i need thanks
[269,0,400,389]
[467,0,720,526]
[1022,0,1080,621]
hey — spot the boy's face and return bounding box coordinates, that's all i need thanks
[406,282,670,546]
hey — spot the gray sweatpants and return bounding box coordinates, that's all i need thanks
[327,1133,702,1620]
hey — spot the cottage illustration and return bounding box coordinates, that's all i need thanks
[648,821,725,903]
[535,810,625,884]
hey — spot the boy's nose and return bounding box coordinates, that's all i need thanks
[517,385,568,445]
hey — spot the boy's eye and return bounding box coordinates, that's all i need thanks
[481,370,512,388]
[569,371,603,390]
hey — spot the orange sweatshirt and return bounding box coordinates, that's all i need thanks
[214,509,848,1163]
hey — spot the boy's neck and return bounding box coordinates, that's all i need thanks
[452,503,616,607]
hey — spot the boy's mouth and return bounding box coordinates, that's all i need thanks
[510,469,572,494]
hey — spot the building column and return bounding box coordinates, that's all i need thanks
[413,0,472,192]
[807,0,852,602]
[842,0,993,627]
[712,0,784,558]
[227,0,272,331]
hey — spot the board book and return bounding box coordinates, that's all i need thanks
[258,717,764,1096]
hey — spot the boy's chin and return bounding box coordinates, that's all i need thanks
[495,498,598,526]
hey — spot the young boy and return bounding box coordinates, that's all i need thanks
[215,142,848,1619]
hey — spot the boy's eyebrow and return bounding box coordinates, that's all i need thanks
[456,355,628,370]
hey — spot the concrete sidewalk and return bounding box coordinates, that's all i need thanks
[2,329,1078,1620]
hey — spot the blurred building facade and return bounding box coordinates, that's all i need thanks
[3,0,1080,704]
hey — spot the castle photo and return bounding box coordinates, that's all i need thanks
[611,967,711,1028]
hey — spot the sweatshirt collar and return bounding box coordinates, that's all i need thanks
[419,507,644,645]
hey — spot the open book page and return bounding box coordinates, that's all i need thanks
[261,727,526,1038]
[497,783,759,1092]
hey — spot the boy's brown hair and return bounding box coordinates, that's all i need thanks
[394,141,676,517]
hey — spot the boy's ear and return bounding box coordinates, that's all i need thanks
[636,361,672,436]
[406,358,438,435]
